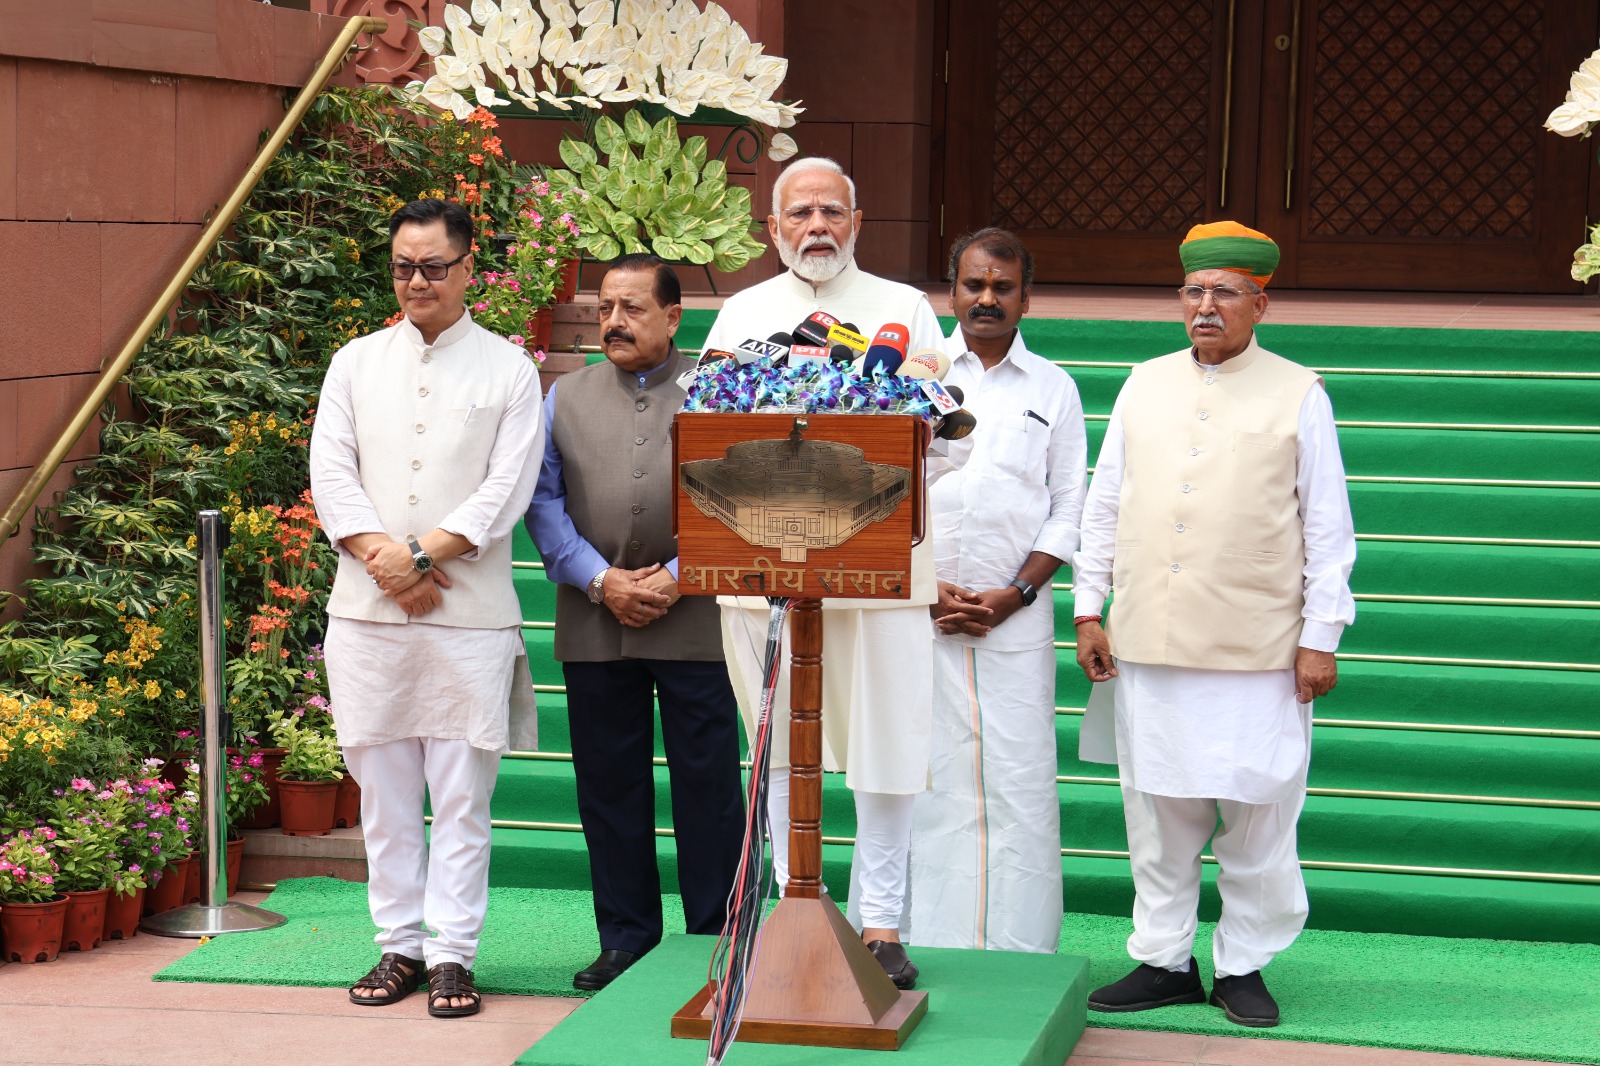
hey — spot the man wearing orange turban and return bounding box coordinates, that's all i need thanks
[1070,221,1356,1027]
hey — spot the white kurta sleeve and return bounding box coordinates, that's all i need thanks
[908,296,945,353]
[1031,373,1087,562]
[1072,390,1127,617]
[436,358,545,558]
[308,346,385,552]
[1295,383,1357,651]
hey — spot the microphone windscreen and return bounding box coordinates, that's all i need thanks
[829,344,856,364]
[897,348,950,380]
[945,384,965,406]
[768,330,797,346]
[861,323,909,378]
[792,312,838,348]
[936,409,977,440]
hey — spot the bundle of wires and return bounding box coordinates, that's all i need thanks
[703,597,793,1065]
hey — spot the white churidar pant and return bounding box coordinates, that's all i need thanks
[343,737,501,969]
[909,642,1062,953]
[763,769,916,931]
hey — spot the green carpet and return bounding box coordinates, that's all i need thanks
[157,877,1600,1063]
[516,934,1087,1066]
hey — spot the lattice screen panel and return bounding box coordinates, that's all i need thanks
[992,1,1216,234]
[1304,0,1541,238]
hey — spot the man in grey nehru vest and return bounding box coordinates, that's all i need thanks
[525,253,744,990]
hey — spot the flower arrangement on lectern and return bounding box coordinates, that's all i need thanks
[1544,46,1600,284]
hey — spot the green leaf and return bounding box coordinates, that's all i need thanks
[558,138,597,170]
[651,235,684,260]
[585,233,623,260]
[623,109,651,145]
[682,135,708,169]
[683,240,714,265]
[667,171,696,200]
[723,184,753,214]
[712,247,750,273]
[593,116,625,155]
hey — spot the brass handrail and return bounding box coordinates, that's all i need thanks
[1219,0,1237,207]
[0,15,388,549]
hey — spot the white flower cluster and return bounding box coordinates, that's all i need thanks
[1545,46,1600,137]
[411,0,802,158]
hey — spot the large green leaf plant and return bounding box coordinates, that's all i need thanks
[550,111,767,273]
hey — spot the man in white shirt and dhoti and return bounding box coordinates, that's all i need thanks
[1073,222,1355,1027]
[310,199,543,1019]
[702,157,944,989]
[910,227,1085,954]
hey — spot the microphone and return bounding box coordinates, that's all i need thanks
[895,347,951,381]
[792,311,841,348]
[929,383,977,440]
[699,348,738,366]
[734,334,792,365]
[829,344,857,365]
[787,344,831,365]
[860,323,909,378]
[825,322,869,355]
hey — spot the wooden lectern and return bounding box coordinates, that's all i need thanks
[669,411,930,1051]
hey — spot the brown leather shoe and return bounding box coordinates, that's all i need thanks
[866,940,919,990]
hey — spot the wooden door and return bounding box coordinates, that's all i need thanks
[935,0,1598,292]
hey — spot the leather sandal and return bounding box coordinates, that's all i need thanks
[426,961,482,1018]
[348,952,423,1006]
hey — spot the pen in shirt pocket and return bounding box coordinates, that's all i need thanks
[462,402,478,426]
[1024,409,1049,428]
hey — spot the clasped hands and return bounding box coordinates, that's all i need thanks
[929,580,1023,637]
[1075,619,1338,703]
[602,563,679,628]
[364,539,451,618]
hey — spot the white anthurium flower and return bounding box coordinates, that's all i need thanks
[471,0,499,26]
[692,27,729,72]
[432,54,476,90]
[748,102,783,126]
[537,90,574,110]
[725,40,754,80]
[750,71,782,97]
[750,55,786,82]
[418,26,447,56]
[417,75,469,117]
[774,101,803,126]
[1545,101,1593,136]
[577,0,612,28]
[540,62,560,92]
[1569,69,1600,102]
[517,66,542,96]
[540,0,577,29]
[472,81,510,108]
[445,5,471,35]
[667,0,698,31]
[449,25,484,66]
[575,66,624,96]
[702,2,732,29]
[507,19,543,66]
[600,88,642,103]
[480,12,507,47]
[662,35,696,73]
[637,31,668,65]
[1578,49,1600,83]
[767,132,798,161]
[502,0,534,22]
[542,24,575,65]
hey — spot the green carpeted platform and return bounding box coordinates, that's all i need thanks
[154,877,1600,1064]
[515,934,1087,1066]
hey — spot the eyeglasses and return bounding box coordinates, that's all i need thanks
[1177,284,1254,306]
[783,205,851,225]
[389,253,468,282]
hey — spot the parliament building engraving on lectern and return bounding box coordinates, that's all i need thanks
[680,438,911,563]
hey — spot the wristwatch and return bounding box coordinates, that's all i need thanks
[1009,577,1038,607]
[586,568,609,605]
[407,536,434,574]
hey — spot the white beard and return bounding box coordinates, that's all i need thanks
[778,229,858,284]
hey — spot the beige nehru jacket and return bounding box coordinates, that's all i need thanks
[1110,340,1320,672]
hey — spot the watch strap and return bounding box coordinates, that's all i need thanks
[407,536,432,572]
[1009,577,1037,607]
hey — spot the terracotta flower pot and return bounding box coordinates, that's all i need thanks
[554,258,581,303]
[183,852,202,904]
[102,887,145,940]
[278,779,339,836]
[226,837,244,893]
[142,857,191,916]
[2,896,68,963]
[334,775,361,829]
[528,306,555,355]
[236,747,288,830]
[62,889,110,952]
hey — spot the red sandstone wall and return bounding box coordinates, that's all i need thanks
[0,0,356,607]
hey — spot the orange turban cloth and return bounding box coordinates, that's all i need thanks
[1179,221,1279,288]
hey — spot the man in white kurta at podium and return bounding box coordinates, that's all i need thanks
[701,157,944,990]
[910,227,1085,954]
[1073,222,1355,1029]
[311,199,542,1019]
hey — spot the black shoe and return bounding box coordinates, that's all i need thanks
[866,940,919,991]
[1088,958,1206,1012]
[1210,970,1279,1027]
[573,948,639,991]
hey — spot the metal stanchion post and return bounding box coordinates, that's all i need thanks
[143,510,286,937]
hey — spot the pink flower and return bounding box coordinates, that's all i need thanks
[241,773,255,783]
[247,753,264,768]
[70,777,93,790]
[474,302,489,312]
[508,335,525,346]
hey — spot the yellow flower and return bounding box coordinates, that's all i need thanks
[143,680,161,700]
[175,690,187,700]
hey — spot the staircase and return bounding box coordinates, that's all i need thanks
[492,313,1600,945]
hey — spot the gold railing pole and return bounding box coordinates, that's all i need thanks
[0,15,388,548]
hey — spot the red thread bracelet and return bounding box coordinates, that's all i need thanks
[1073,614,1103,626]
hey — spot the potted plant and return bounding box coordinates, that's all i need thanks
[547,112,767,273]
[47,781,126,951]
[1,826,67,963]
[269,712,344,836]
[473,177,585,357]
